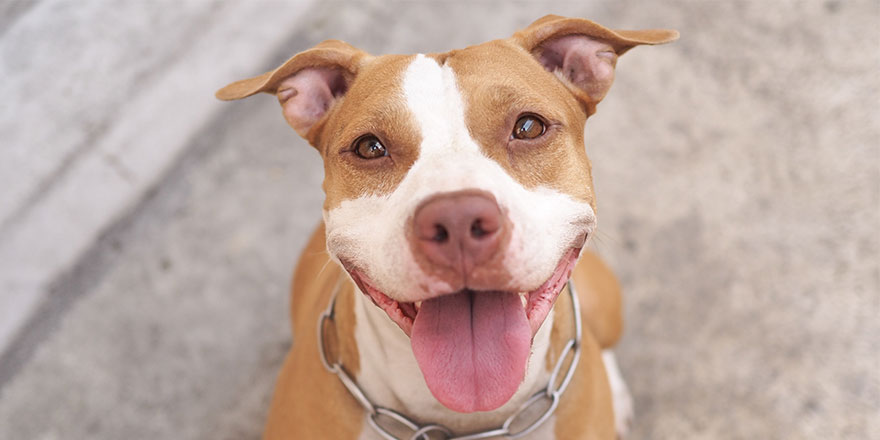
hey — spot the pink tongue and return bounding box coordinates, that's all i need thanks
[411,291,531,413]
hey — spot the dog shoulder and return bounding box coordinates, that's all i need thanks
[572,250,623,349]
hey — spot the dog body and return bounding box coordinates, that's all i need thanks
[218,15,676,440]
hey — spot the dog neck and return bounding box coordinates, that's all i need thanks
[350,286,557,437]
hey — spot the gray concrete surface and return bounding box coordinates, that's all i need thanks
[1,1,878,439]
[0,0,314,357]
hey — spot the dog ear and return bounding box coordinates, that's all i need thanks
[511,15,678,111]
[216,40,369,139]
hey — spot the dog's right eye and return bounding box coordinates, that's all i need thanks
[512,114,546,140]
[353,135,388,160]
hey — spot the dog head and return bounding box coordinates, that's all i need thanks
[218,15,676,413]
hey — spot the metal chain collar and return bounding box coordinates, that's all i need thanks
[317,279,583,440]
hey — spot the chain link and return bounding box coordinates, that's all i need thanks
[317,280,583,440]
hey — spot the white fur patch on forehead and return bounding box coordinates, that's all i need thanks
[324,54,596,302]
[403,54,475,155]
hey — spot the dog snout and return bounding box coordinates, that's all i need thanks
[411,191,508,276]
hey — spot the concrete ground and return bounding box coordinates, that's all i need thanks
[0,0,315,358]
[0,1,878,439]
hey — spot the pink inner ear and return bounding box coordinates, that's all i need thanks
[537,35,618,102]
[277,68,348,137]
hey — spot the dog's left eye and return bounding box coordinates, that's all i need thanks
[512,115,545,140]
[354,135,388,159]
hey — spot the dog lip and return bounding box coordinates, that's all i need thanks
[345,267,417,336]
[341,248,581,337]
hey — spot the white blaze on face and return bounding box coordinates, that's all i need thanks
[324,54,596,301]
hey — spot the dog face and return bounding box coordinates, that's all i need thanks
[218,15,677,413]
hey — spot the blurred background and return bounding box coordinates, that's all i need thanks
[0,1,877,439]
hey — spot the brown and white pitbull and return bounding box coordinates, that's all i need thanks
[217,15,677,440]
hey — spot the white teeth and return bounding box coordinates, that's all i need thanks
[519,292,528,309]
[415,301,422,311]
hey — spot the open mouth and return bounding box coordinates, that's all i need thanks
[344,247,581,413]
[348,248,580,337]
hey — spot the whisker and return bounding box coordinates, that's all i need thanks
[316,251,335,278]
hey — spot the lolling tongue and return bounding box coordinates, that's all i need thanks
[411,290,531,413]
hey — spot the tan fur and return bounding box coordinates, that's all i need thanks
[216,39,369,102]
[263,224,364,439]
[546,250,623,369]
[447,40,595,210]
[544,250,621,438]
[553,331,616,440]
[314,55,424,211]
[573,250,624,348]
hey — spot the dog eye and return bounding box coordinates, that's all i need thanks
[512,115,545,140]
[354,135,388,159]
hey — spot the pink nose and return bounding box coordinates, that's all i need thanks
[412,191,507,275]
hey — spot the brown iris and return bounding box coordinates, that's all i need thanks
[512,115,545,140]
[354,135,388,159]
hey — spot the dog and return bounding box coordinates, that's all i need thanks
[217,14,677,440]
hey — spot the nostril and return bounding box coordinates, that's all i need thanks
[470,219,488,239]
[432,224,449,243]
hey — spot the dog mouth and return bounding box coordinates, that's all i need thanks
[347,248,580,338]
[344,247,581,413]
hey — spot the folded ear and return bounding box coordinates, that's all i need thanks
[215,40,369,139]
[511,15,678,110]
